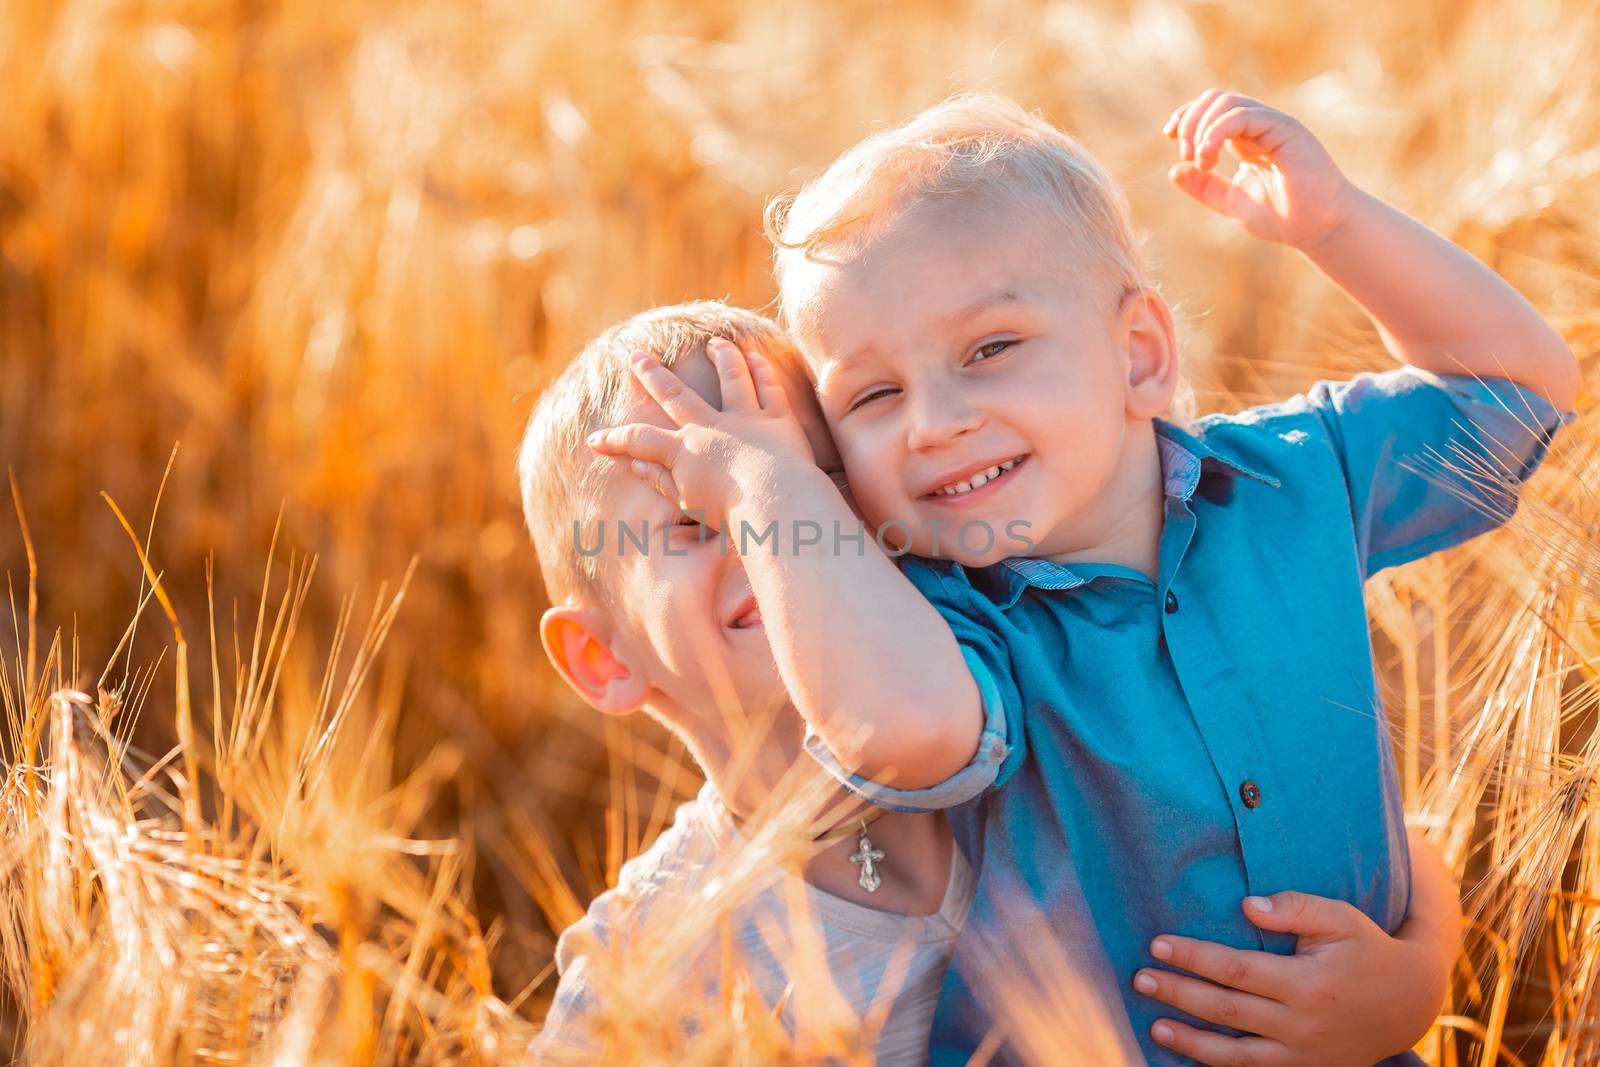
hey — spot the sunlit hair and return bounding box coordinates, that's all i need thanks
[765,91,1195,422]
[517,301,798,604]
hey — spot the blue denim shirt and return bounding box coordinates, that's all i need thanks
[805,367,1569,1065]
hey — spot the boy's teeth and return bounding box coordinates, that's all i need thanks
[936,457,1020,497]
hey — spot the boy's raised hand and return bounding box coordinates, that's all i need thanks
[586,338,817,530]
[1165,89,1354,251]
[1134,887,1453,1066]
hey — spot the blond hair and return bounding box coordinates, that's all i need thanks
[517,302,798,604]
[765,91,1194,421]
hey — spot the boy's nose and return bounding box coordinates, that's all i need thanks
[905,388,983,452]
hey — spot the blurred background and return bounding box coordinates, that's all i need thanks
[2,0,1598,1062]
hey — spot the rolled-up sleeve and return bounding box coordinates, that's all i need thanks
[802,561,1026,812]
[1304,367,1572,576]
[802,643,1013,812]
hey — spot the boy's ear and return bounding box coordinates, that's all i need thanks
[540,605,649,716]
[1118,288,1181,420]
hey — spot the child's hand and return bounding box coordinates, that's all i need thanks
[586,338,817,530]
[1164,89,1354,250]
[1134,891,1441,1066]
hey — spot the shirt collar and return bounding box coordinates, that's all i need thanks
[948,418,1280,609]
[1151,417,1280,499]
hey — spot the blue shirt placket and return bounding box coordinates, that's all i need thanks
[1155,468,1294,956]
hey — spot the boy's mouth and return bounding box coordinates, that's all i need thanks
[727,596,762,630]
[921,454,1029,503]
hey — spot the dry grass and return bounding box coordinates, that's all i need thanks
[2,0,1598,1062]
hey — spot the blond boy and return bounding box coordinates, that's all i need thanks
[524,304,975,1063]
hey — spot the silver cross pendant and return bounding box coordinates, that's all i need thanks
[849,820,885,893]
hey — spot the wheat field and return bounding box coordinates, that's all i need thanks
[1,0,1598,1063]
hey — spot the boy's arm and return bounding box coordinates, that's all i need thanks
[589,340,985,789]
[1135,827,1462,1066]
[1389,826,1464,1020]
[1167,88,1578,410]
[1299,188,1578,409]
[724,446,986,787]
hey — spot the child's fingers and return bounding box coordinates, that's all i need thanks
[1191,91,1265,164]
[1168,161,1247,219]
[1172,89,1221,155]
[1135,968,1285,1038]
[1195,106,1283,171]
[1149,1018,1288,1067]
[1190,93,1241,153]
[627,350,718,428]
[586,423,680,467]
[1161,103,1186,137]
[628,459,679,504]
[1147,934,1292,999]
[1175,87,1224,160]
[1243,890,1368,941]
[707,338,760,413]
[743,350,793,415]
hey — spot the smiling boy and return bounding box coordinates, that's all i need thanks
[524,304,978,1064]
[590,91,1572,1064]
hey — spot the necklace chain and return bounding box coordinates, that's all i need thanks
[722,799,890,893]
[811,804,887,843]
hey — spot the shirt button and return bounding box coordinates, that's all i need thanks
[1164,590,1180,614]
[1239,780,1262,809]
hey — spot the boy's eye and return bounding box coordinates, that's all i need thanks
[847,386,897,413]
[971,339,1015,363]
